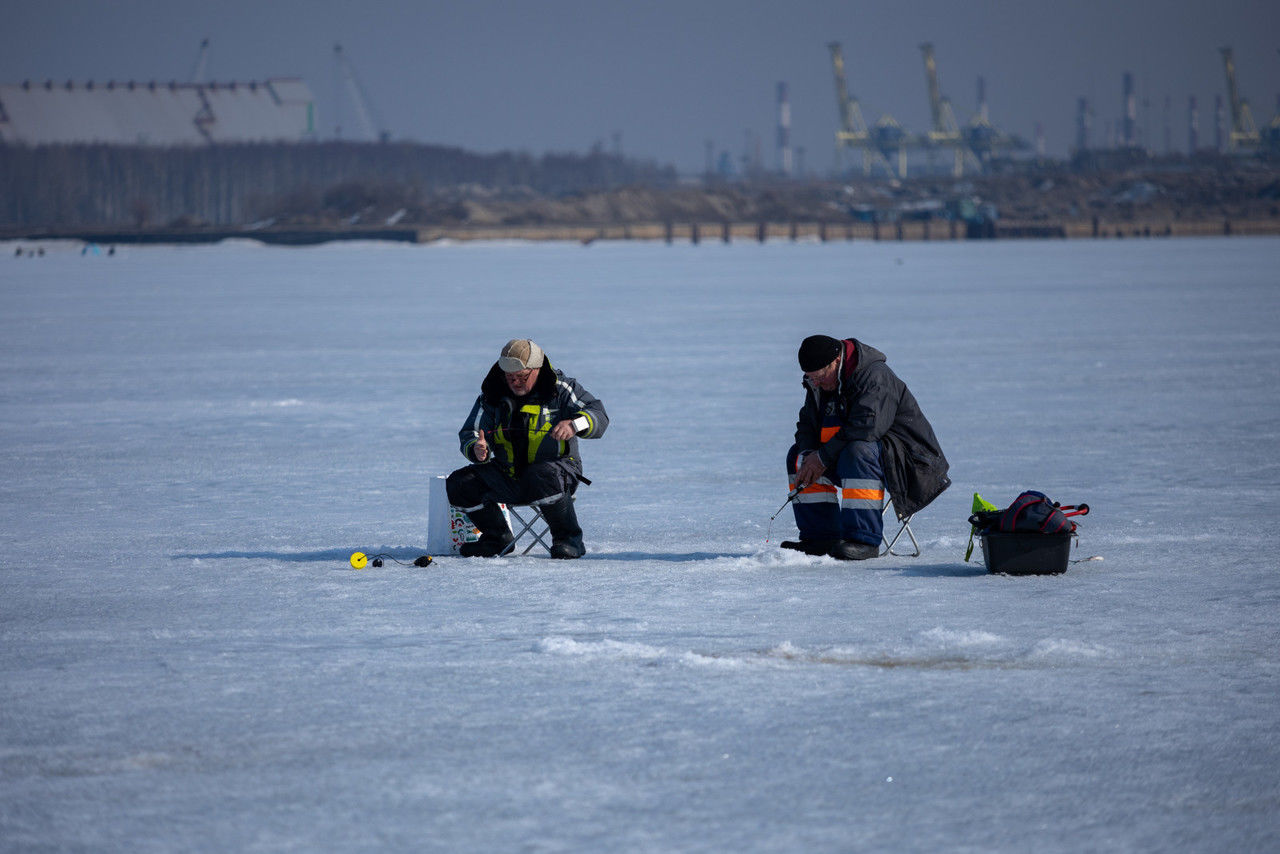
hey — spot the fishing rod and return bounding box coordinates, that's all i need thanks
[765,486,803,543]
[466,426,593,485]
[771,486,802,520]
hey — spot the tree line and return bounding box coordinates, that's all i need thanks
[0,142,677,228]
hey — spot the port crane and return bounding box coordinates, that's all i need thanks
[1219,47,1260,152]
[190,38,210,84]
[919,43,978,175]
[965,75,1029,165]
[334,43,390,142]
[828,42,902,177]
[919,43,1025,174]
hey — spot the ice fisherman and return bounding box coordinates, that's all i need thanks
[784,335,950,560]
[446,339,609,559]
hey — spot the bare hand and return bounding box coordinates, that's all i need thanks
[795,452,826,488]
[550,419,578,441]
[474,434,489,461]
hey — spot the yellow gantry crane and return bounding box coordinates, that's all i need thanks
[828,42,902,177]
[919,43,1027,174]
[1219,47,1260,152]
[919,43,981,176]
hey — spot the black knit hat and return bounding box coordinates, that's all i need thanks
[798,335,842,372]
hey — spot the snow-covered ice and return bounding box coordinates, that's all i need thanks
[2,235,1278,851]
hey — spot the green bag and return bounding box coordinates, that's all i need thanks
[964,492,1000,561]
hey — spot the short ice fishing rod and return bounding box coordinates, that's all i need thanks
[470,426,592,486]
[766,486,803,543]
[771,487,802,520]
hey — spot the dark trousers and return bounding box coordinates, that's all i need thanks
[786,441,885,547]
[446,459,579,512]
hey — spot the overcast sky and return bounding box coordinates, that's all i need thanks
[3,0,1277,174]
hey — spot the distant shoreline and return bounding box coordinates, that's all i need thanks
[6,217,1279,248]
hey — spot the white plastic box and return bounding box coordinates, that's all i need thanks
[426,475,510,555]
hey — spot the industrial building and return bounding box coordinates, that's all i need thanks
[0,78,316,146]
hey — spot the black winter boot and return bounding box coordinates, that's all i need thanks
[458,503,515,557]
[781,539,836,556]
[537,496,585,559]
[829,540,880,561]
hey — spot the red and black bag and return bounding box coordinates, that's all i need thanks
[998,490,1075,533]
[969,490,1087,535]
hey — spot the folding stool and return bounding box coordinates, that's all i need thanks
[504,503,554,555]
[881,498,920,557]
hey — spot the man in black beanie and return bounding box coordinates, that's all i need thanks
[785,335,950,560]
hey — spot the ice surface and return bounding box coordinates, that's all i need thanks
[2,236,1279,851]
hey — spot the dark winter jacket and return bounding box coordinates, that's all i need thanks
[458,358,608,480]
[795,338,950,518]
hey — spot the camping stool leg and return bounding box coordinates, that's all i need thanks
[884,515,921,557]
[506,506,538,554]
[521,505,553,555]
[881,502,922,557]
[506,504,554,555]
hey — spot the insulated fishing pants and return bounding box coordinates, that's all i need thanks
[786,441,885,547]
[445,459,579,512]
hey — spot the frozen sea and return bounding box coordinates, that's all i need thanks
[2,234,1278,852]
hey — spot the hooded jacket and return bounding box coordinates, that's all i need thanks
[795,338,950,518]
[458,357,608,479]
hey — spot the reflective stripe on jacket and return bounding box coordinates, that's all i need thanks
[458,359,608,479]
[795,338,949,518]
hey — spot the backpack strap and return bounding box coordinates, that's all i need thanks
[999,492,1042,532]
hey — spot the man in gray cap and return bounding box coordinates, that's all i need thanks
[785,335,949,560]
[446,339,609,558]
